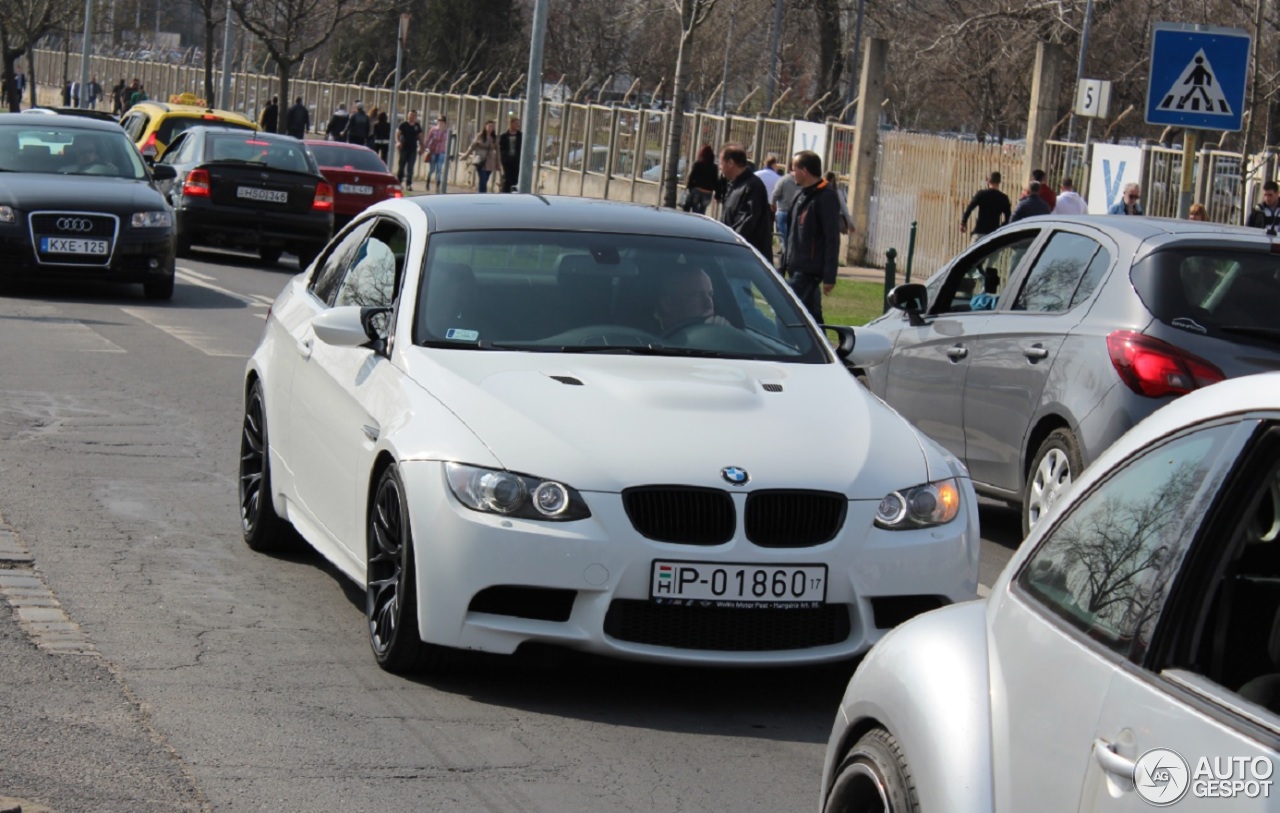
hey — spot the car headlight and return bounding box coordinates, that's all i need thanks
[0,205,14,224]
[131,210,172,228]
[445,463,591,521]
[875,478,962,530]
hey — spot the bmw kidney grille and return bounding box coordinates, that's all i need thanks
[29,211,120,267]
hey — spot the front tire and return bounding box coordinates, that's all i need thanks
[239,380,285,552]
[1023,428,1083,537]
[143,272,174,300]
[259,246,283,265]
[823,729,919,813]
[367,465,444,674]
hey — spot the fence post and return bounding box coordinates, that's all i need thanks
[905,221,917,283]
[883,247,897,312]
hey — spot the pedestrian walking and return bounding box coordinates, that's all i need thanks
[754,154,783,202]
[397,110,424,190]
[1031,168,1056,210]
[259,96,279,133]
[346,101,372,147]
[326,104,349,141]
[1011,181,1052,222]
[1188,202,1208,221]
[1247,181,1280,233]
[372,112,391,163]
[681,145,718,214]
[1052,177,1088,215]
[719,144,774,263]
[781,150,841,323]
[960,171,1011,240]
[423,114,450,192]
[285,97,309,139]
[127,79,147,107]
[111,79,127,115]
[772,171,800,251]
[87,76,102,108]
[1107,183,1144,215]
[826,172,855,235]
[460,120,501,193]
[499,116,523,192]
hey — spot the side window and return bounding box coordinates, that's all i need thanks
[121,112,147,141]
[1012,231,1101,313]
[159,133,190,165]
[1069,245,1112,309]
[309,220,374,307]
[931,232,1038,314]
[1017,423,1243,658]
[333,219,408,308]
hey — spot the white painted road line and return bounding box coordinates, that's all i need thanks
[175,267,272,307]
[120,306,246,357]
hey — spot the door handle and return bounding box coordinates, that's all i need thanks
[297,337,313,360]
[1023,344,1050,361]
[1092,738,1136,781]
[945,345,968,361]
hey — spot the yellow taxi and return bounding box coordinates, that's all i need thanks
[120,100,257,160]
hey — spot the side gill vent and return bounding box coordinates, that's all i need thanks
[761,383,784,392]
[550,375,584,386]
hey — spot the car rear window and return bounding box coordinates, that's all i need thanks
[1132,249,1280,340]
[308,144,387,171]
[208,134,313,172]
[158,116,254,144]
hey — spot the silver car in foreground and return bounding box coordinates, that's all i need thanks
[858,217,1280,535]
[818,372,1280,812]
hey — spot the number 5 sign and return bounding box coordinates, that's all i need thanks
[1075,79,1112,118]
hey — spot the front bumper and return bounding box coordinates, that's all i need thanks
[176,200,331,253]
[400,461,980,666]
[0,226,174,285]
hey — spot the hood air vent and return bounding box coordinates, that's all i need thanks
[550,375,584,386]
[761,383,783,392]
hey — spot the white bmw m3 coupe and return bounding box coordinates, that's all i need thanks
[239,194,979,673]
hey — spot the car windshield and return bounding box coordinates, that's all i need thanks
[208,133,312,172]
[0,123,148,179]
[414,230,826,362]
[1132,249,1280,341]
[308,144,387,171]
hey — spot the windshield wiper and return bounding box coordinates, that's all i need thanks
[1219,325,1280,344]
[478,341,728,357]
[419,339,492,350]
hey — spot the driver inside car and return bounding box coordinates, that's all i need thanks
[654,266,731,333]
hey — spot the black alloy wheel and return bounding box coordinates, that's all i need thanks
[239,380,284,552]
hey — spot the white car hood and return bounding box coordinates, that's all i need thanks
[400,349,930,497]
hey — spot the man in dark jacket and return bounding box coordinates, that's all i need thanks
[719,144,773,263]
[1010,181,1052,222]
[346,101,372,147]
[960,171,1011,240]
[1247,181,1280,234]
[781,150,841,322]
[499,116,522,192]
[285,97,310,139]
[326,104,349,141]
[259,96,279,133]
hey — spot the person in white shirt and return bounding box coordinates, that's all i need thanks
[754,154,782,202]
[1053,177,1089,215]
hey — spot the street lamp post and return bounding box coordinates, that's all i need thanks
[517,0,549,193]
[388,13,408,180]
[80,0,94,109]
[219,0,233,108]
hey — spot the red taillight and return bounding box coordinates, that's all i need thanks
[312,181,334,211]
[182,168,211,197]
[142,132,158,158]
[1106,330,1225,398]
[389,184,403,199]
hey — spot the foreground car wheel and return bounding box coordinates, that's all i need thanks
[1023,428,1083,537]
[824,729,919,813]
[367,465,444,674]
[143,272,175,301]
[259,246,283,265]
[239,380,284,552]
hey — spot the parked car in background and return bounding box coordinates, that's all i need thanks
[119,101,257,161]
[239,194,981,674]
[154,126,332,269]
[304,140,401,229]
[0,113,177,299]
[819,372,1280,813]
[854,216,1280,535]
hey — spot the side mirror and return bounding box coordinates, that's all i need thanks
[150,163,176,181]
[887,283,928,327]
[824,325,892,367]
[312,305,392,352]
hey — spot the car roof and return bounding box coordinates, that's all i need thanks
[303,139,372,150]
[184,125,296,140]
[396,194,742,241]
[127,102,254,122]
[0,112,127,133]
[1022,214,1275,244]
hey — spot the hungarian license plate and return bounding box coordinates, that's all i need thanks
[236,186,288,203]
[41,237,109,255]
[650,560,827,607]
[338,183,373,195]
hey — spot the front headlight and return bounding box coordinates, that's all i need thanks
[0,205,15,224]
[875,478,962,530]
[445,462,591,521]
[131,210,172,228]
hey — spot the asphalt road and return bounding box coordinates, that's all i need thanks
[0,253,1022,813]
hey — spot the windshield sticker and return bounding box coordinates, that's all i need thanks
[1172,317,1207,334]
[445,328,480,342]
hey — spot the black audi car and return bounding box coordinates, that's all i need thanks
[0,113,177,299]
[154,126,333,270]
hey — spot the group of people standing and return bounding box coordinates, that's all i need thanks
[257,96,312,139]
[683,143,847,323]
[459,116,524,194]
[317,103,450,191]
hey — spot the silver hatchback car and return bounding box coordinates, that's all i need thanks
[819,373,1280,813]
[858,216,1280,535]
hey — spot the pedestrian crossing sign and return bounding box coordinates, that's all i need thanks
[1146,23,1250,131]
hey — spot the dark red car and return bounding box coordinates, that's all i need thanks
[305,140,402,228]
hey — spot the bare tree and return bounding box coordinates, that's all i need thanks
[660,0,722,208]
[189,0,228,109]
[0,0,71,111]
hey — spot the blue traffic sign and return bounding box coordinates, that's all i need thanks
[1146,23,1250,131]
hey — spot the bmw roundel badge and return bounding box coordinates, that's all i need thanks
[721,466,750,486]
